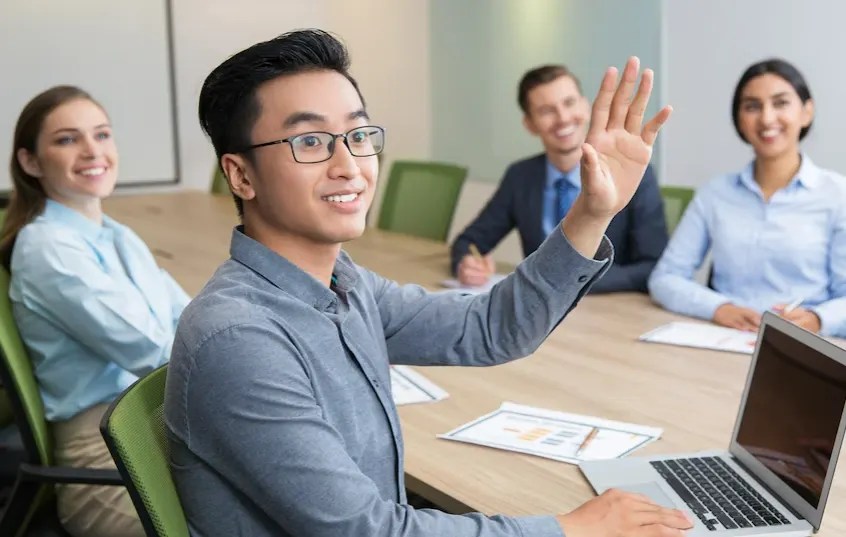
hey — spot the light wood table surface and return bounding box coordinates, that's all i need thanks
[103,191,846,535]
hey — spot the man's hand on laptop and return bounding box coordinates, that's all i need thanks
[556,488,693,537]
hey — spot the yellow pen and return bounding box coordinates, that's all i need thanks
[575,427,599,458]
[782,297,804,315]
[468,243,483,261]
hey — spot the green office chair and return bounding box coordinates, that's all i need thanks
[377,160,468,242]
[0,268,122,537]
[660,185,695,234]
[100,365,189,537]
[210,165,228,195]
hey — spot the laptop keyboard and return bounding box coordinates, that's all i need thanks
[651,457,791,532]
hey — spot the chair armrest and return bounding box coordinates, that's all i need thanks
[19,463,123,485]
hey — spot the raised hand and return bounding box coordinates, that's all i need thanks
[578,57,672,218]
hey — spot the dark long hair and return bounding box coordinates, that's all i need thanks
[0,86,101,269]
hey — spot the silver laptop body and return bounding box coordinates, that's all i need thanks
[581,312,846,536]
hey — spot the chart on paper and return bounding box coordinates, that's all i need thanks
[440,402,662,464]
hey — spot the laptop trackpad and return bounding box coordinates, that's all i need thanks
[618,482,679,509]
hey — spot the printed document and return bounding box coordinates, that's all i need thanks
[391,366,449,406]
[440,274,507,294]
[439,402,662,464]
[639,322,757,354]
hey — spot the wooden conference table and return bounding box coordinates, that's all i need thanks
[103,191,846,535]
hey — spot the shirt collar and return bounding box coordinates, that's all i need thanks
[737,153,821,192]
[229,226,359,310]
[40,199,115,240]
[545,157,581,189]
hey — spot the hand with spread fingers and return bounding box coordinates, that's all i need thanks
[578,57,672,219]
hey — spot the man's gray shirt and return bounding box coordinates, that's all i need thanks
[164,226,612,537]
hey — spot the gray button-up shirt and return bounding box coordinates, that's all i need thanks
[165,226,611,537]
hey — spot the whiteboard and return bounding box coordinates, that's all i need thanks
[0,0,178,188]
[664,0,846,187]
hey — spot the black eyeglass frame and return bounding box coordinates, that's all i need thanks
[235,125,386,163]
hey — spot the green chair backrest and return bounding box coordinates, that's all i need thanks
[101,366,188,537]
[377,160,468,242]
[660,185,695,234]
[210,166,228,195]
[0,268,52,465]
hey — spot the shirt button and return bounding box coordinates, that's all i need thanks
[578,275,589,283]
[372,378,380,387]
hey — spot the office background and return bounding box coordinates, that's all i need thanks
[0,0,178,186]
[2,0,844,263]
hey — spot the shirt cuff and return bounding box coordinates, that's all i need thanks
[515,515,565,537]
[810,302,844,338]
[528,228,613,291]
[697,293,732,322]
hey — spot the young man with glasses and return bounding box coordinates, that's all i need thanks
[164,29,691,537]
[450,65,669,293]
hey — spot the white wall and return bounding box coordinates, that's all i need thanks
[664,0,846,187]
[324,1,432,221]
[169,0,431,198]
[169,0,327,192]
[0,0,177,188]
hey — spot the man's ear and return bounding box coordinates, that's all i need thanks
[523,114,540,137]
[220,153,256,202]
[17,148,42,178]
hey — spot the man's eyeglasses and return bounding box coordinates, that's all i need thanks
[238,125,385,164]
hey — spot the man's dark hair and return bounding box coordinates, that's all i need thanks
[731,58,813,144]
[517,65,581,114]
[198,29,364,216]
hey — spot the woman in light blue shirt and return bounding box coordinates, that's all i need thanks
[0,86,189,537]
[649,59,846,337]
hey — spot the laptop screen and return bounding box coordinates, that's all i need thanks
[735,322,846,508]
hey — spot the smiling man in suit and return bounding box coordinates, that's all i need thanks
[451,64,668,293]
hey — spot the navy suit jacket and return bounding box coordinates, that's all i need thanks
[450,154,669,293]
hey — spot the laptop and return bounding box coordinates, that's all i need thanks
[580,312,846,536]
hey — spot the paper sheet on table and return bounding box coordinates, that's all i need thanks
[439,274,507,294]
[439,402,662,464]
[639,321,757,354]
[390,366,449,406]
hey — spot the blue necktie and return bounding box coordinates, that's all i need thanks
[555,177,579,223]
